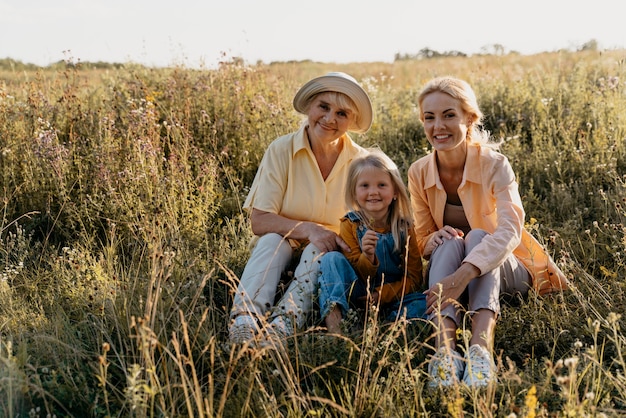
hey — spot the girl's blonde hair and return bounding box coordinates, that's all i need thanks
[345,148,413,253]
[417,76,500,148]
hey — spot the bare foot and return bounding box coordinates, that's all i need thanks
[325,306,343,335]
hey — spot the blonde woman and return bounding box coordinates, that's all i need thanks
[408,76,567,388]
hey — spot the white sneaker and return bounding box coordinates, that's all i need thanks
[462,344,496,387]
[428,347,464,388]
[228,315,259,344]
[258,315,293,349]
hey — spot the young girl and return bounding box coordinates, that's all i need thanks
[318,148,426,334]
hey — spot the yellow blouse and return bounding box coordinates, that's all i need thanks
[244,124,367,236]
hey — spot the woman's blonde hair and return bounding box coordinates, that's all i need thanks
[418,76,500,147]
[345,148,413,253]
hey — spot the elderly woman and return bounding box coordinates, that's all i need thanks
[229,72,373,345]
[407,76,567,388]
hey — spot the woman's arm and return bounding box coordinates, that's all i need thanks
[407,162,439,257]
[461,154,525,274]
[250,209,350,253]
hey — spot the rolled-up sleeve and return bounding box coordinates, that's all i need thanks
[461,154,524,274]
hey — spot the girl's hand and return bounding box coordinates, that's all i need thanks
[358,290,380,306]
[361,229,379,263]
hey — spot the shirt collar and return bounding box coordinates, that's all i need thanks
[293,123,354,158]
[292,124,309,156]
[464,144,483,184]
[423,143,483,189]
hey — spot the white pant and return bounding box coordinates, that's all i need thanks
[230,233,323,329]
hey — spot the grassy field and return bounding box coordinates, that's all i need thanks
[0,49,625,417]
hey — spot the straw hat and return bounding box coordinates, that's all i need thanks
[293,72,373,133]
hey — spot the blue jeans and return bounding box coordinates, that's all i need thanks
[318,251,426,322]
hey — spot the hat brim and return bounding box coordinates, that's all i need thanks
[293,72,373,134]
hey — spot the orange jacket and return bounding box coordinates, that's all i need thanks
[408,144,568,295]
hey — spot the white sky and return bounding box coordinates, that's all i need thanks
[1,0,624,68]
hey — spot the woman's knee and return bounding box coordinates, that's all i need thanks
[432,235,465,257]
[428,236,465,280]
[296,242,325,274]
[255,233,293,257]
[242,233,293,279]
[465,229,488,249]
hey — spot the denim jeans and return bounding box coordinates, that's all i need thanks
[318,251,426,322]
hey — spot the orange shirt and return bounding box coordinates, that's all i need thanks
[339,217,424,304]
[408,144,567,295]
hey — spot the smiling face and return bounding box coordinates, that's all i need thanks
[420,91,470,153]
[306,92,355,143]
[355,165,397,222]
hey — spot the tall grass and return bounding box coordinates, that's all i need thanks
[0,49,625,416]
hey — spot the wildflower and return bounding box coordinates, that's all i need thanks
[591,319,600,330]
[607,312,621,325]
[524,385,538,418]
[564,356,578,368]
[556,375,571,386]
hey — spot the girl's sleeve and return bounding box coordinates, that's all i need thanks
[340,219,378,282]
[405,227,425,290]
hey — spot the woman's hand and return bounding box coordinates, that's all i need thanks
[307,223,350,253]
[424,275,465,314]
[360,229,379,263]
[423,262,480,314]
[424,226,464,256]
